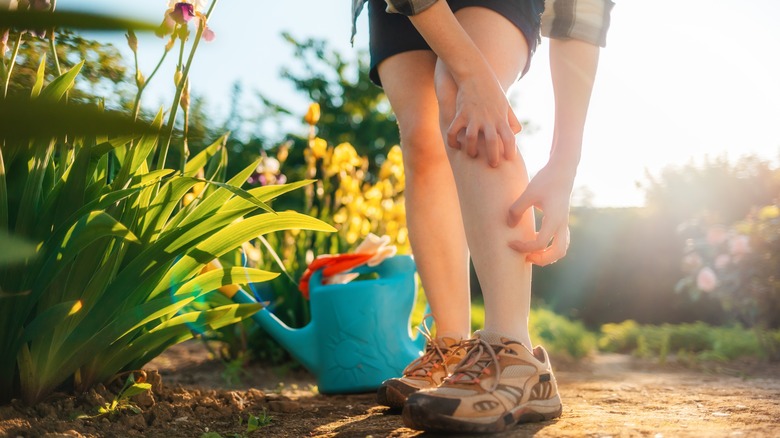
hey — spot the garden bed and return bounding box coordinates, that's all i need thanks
[2,341,779,437]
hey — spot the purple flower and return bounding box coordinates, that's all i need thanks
[169,2,195,24]
[157,0,215,42]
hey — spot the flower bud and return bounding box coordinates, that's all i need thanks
[174,69,183,87]
[126,30,138,53]
[304,102,320,126]
[276,141,291,163]
[180,79,190,111]
[135,70,145,88]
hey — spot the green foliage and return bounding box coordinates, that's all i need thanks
[676,203,780,330]
[88,374,151,417]
[598,320,777,362]
[530,308,597,359]
[471,303,597,360]
[254,33,399,179]
[199,410,272,438]
[0,5,335,405]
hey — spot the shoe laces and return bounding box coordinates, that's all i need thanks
[403,317,453,378]
[446,337,504,392]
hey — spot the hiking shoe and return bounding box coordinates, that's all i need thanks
[402,330,562,433]
[377,335,466,410]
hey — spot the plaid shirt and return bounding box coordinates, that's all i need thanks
[352,0,614,47]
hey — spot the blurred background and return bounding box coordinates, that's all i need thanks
[42,0,779,329]
[1,1,779,408]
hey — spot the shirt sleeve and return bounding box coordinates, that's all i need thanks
[541,0,615,47]
[384,0,439,16]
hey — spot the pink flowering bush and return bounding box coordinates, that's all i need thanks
[677,205,780,332]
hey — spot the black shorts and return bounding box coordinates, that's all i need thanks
[368,0,545,87]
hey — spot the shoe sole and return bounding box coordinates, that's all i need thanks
[402,395,563,434]
[376,384,408,411]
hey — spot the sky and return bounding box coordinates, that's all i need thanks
[58,0,780,208]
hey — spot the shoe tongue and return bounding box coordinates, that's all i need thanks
[474,330,524,349]
[436,337,462,349]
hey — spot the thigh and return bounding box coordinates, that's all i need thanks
[434,7,531,125]
[377,50,440,142]
[456,7,531,90]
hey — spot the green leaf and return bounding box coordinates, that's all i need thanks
[0,97,160,142]
[31,211,139,293]
[169,158,261,230]
[38,60,84,102]
[31,54,47,98]
[0,10,158,33]
[22,300,82,343]
[111,110,164,190]
[172,267,279,297]
[184,134,227,177]
[198,179,273,214]
[119,383,152,400]
[0,231,37,265]
[158,211,335,296]
[0,146,6,231]
[103,303,263,381]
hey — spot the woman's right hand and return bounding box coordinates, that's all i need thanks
[446,72,522,167]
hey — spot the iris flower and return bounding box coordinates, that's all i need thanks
[157,0,215,41]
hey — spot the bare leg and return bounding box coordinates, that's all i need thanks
[434,7,536,348]
[378,51,471,340]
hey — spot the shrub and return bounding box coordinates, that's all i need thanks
[0,5,333,404]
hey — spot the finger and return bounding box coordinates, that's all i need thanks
[484,128,500,167]
[447,116,466,150]
[508,107,523,134]
[499,123,517,161]
[527,227,570,266]
[509,220,555,253]
[507,191,533,227]
[465,124,479,158]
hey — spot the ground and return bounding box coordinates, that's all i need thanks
[1,341,779,438]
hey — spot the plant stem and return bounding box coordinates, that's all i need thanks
[2,33,22,99]
[48,32,61,77]
[155,0,219,171]
[132,47,170,121]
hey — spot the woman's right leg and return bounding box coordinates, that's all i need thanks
[377,51,472,341]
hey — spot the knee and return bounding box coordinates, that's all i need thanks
[397,120,449,178]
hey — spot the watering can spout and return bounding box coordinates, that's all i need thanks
[231,289,319,374]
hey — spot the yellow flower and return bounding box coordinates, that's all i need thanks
[304,102,321,126]
[759,205,780,220]
[327,142,362,175]
[309,137,328,159]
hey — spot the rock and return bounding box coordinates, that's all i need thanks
[142,370,164,394]
[246,388,266,404]
[83,389,107,408]
[122,413,147,431]
[147,401,174,426]
[34,403,57,419]
[223,391,246,411]
[267,400,301,413]
[131,389,155,409]
[42,431,84,438]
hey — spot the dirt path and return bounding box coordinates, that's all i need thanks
[2,342,779,437]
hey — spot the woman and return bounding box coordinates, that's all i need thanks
[353,0,614,433]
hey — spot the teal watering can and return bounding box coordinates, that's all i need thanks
[230,255,429,394]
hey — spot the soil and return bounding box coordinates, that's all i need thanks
[1,341,779,438]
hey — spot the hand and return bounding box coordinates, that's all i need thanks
[506,161,576,266]
[446,74,522,167]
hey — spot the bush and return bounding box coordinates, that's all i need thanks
[598,320,775,362]
[0,5,332,404]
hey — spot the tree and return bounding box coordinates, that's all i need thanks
[258,33,400,178]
